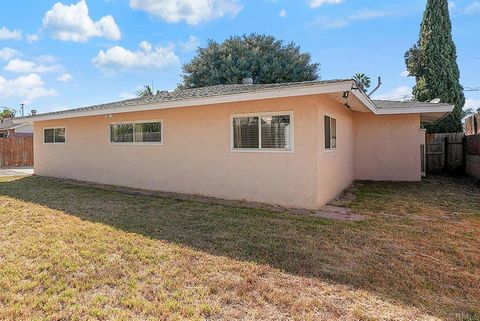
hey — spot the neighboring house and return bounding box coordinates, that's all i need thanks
[464,112,480,136]
[0,118,34,138]
[16,80,453,209]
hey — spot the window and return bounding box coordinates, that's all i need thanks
[44,127,65,143]
[232,113,292,151]
[110,121,162,144]
[324,115,336,150]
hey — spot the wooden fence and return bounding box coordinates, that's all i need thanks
[425,133,465,173]
[465,135,480,179]
[0,137,34,167]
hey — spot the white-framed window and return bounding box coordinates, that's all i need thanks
[231,112,293,152]
[324,115,336,150]
[44,127,66,144]
[110,120,163,144]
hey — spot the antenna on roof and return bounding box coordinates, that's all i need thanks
[367,77,382,97]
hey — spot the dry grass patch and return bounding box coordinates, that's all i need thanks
[0,175,478,320]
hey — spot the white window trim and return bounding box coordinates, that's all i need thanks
[43,126,66,144]
[230,111,294,153]
[109,119,164,145]
[324,114,336,152]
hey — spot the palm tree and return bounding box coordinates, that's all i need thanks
[136,85,161,98]
[353,73,371,93]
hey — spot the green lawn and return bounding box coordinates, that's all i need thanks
[0,175,479,320]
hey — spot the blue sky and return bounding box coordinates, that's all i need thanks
[0,0,479,115]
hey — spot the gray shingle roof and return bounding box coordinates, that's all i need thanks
[18,79,350,120]
[16,80,452,121]
[373,99,452,109]
[0,119,14,130]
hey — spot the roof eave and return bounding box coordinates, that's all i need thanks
[16,80,360,124]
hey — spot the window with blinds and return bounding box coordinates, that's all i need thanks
[232,113,292,151]
[324,115,336,150]
[44,127,66,144]
[110,121,162,144]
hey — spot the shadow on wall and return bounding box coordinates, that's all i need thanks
[0,175,478,320]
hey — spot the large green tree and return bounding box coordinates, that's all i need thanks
[405,0,465,133]
[180,34,319,88]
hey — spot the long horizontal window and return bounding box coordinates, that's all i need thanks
[232,113,292,151]
[110,121,162,144]
[44,127,66,144]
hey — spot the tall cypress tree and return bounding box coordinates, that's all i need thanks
[405,0,465,133]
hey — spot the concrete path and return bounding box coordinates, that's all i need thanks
[0,167,34,176]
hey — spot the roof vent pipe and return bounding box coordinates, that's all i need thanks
[242,78,254,85]
[367,76,382,97]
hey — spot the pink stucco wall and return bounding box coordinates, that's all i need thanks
[35,96,323,209]
[33,95,424,208]
[353,113,422,181]
[316,97,355,206]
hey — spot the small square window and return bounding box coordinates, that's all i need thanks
[44,128,65,144]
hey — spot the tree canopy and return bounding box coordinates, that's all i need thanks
[0,107,15,119]
[405,0,465,133]
[136,85,160,98]
[353,73,371,93]
[180,34,319,88]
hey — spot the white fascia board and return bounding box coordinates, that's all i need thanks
[352,90,378,113]
[375,105,454,115]
[17,81,355,123]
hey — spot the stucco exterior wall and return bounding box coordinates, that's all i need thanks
[353,113,422,181]
[317,98,355,206]
[34,96,332,209]
[33,95,425,208]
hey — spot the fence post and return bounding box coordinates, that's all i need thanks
[444,136,448,172]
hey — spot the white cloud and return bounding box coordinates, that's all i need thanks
[279,9,287,18]
[310,16,348,29]
[0,73,57,103]
[0,27,22,40]
[373,86,413,101]
[119,91,137,100]
[448,1,456,11]
[462,1,480,14]
[179,35,200,52]
[309,0,343,9]
[92,41,180,72]
[56,73,73,82]
[27,34,39,43]
[42,0,121,42]
[349,9,393,20]
[311,8,393,29]
[0,47,21,61]
[129,0,243,25]
[4,58,64,74]
[400,70,410,77]
[465,98,480,109]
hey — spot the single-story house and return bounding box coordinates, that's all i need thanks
[17,79,453,209]
[0,118,33,138]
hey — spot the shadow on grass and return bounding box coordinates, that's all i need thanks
[1,175,479,319]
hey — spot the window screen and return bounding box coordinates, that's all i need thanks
[261,115,291,149]
[324,115,336,150]
[232,117,259,149]
[44,128,65,144]
[110,121,162,143]
[135,122,162,143]
[232,114,292,150]
[111,123,133,143]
